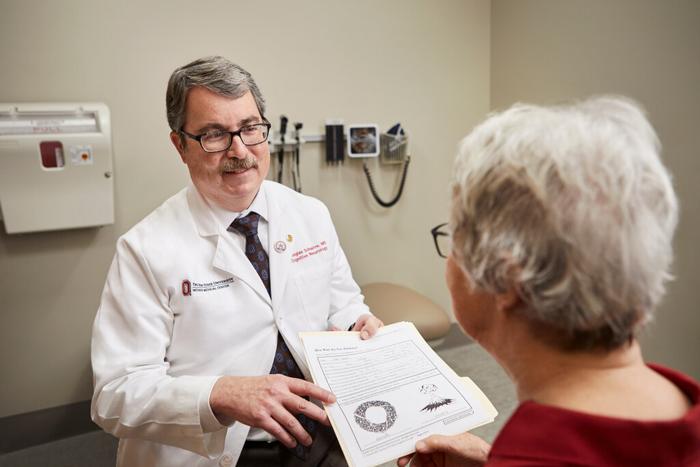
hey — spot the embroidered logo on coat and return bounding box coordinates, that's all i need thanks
[182,278,235,295]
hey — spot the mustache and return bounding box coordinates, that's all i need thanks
[222,156,258,172]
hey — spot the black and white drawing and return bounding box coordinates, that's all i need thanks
[353,400,398,433]
[419,383,454,412]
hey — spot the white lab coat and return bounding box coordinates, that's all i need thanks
[91,181,370,467]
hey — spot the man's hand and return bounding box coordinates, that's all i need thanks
[209,375,335,449]
[396,432,491,467]
[350,313,384,339]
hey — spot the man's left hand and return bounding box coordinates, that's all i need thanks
[351,313,384,340]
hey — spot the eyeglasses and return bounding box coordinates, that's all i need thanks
[431,223,451,258]
[180,121,271,153]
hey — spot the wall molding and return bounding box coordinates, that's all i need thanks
[0,400,97,454]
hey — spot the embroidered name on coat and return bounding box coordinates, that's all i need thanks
[291,241,328,263]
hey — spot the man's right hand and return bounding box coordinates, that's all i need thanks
[209,375,336,449]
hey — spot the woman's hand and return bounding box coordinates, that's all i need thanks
[397,432,491,467]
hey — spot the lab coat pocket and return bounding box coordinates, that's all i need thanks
[292,265,331,330]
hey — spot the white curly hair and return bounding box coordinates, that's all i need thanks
[450,96,678,350]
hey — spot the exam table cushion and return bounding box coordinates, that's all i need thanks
[360,282,451,340]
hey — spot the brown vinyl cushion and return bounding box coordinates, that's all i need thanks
[360,282,451,340]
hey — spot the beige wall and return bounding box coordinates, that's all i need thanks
[0,0,491,417]
[491,0,700,378]
[2,0,697,420]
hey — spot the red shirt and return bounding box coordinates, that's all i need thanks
[487,364,700,466]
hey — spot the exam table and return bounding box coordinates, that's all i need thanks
[360,282,451,340]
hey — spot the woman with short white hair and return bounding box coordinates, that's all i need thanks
[401,96,700,466]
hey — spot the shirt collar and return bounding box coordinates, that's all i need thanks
[204,184,269,231]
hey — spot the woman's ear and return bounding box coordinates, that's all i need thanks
[495,261,522,313]
[496,287,520,312]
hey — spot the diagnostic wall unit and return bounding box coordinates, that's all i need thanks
[0,103,114,234]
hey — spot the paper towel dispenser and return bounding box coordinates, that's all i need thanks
[0,103,114,234]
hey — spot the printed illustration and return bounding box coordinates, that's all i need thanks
[419,383,454,412]
[353,400,398,433]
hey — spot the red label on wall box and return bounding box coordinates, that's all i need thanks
[39,141,65,168]
[182,280,191,296]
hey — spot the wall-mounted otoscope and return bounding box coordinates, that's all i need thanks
[271,115,304,192]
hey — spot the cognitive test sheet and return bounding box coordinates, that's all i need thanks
[300,322,497,467]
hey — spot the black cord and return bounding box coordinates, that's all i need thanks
[294,149,302,193]
[362,156,411,208]
[292,169,299,192]
[293,122,303,192]
[277,116,288,183]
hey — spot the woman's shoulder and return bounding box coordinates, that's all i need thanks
[487,367,700,466]
[648,362,700,406]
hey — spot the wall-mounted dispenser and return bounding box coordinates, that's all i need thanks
[0,103,114,234]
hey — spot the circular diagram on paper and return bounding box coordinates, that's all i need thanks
[353,400,397,432]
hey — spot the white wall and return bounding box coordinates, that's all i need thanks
[491,0,700,378]
[0,0,491,417]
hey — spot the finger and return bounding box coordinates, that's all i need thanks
[417,436,449,453]
[352,314,370,337]
[359,316,383,340]
[273,407,313,447]
[419,433,488,459]
[408,453,429,467]
[284,392,331,427]
[287,377,336,404]
[262,418,298,449]
[397,454,413,466]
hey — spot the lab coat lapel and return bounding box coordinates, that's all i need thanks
[267,191,292,312]
[187,185,272,306]
[213,235,272,305]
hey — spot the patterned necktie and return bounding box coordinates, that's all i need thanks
[229,212,315,460]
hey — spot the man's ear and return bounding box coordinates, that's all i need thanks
[170,131,186,163]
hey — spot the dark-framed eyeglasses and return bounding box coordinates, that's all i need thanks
[180,121,271,153]
[431,222,451,258]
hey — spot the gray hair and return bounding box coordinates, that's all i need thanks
[166,56,266,132]
[450,96,678,350]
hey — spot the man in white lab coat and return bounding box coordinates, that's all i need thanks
[91,56,382,467]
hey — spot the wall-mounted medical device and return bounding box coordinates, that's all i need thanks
[362,123,411,207]
[269,115,305,192]
[0,103,114,234]
[270,118,410,208]
[325,119,344,165]
[347,124,379,158]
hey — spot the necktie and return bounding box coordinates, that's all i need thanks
[229,212,315,459]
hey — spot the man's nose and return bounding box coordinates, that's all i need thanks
[226,135,248,158]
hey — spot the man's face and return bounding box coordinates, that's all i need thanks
[170,87,270,211]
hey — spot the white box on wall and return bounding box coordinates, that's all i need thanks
[0,103,114,234]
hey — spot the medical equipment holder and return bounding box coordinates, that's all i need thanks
[379,132,409,165]
[362,131,411,208]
